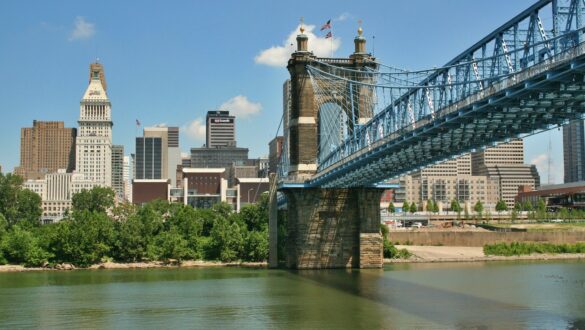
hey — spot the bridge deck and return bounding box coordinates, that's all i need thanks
[307,43,585,188]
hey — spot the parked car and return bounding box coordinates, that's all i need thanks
[413,222,422,228]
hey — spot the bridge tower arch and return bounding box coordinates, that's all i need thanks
[286,25,378,180]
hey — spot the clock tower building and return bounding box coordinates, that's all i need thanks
[75,63,113,187]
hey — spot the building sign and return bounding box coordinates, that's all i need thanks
[211,118,233,123]
[89,90,101,96]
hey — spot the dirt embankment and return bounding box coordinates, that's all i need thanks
[385,245,585,263]
[0,260,268,273]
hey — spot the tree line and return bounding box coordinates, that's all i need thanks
[387,197,584,221]
[0,173,268,267]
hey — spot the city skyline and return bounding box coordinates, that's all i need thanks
[0,0,566,182]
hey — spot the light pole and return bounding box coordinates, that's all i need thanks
[248,188,254,204]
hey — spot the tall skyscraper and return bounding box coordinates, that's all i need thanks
[143,126,181,187]
[135,137,162,179]
[15,121,76,180]
[206,111,236,148]
[75,62,113,186]
[563,120,585,183]
[111,145,124,199]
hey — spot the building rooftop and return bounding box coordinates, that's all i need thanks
[182,168,225,174]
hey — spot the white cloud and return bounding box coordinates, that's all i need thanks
[219,95,262,118]
[255,24,342,67]
[335,13,350,22]
[180,152,189,159]
[530,153,559,184]
[183,118,206,141]
[69,16,95,41]
[154,123,168,127]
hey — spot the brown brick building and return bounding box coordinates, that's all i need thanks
[15,120,76,180]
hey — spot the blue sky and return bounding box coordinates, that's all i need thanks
[0,0,565,183]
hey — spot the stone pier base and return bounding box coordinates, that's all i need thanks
[282,188,384,269]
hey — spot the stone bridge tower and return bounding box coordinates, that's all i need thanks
[286,25,378,181]
[278,25,384,269]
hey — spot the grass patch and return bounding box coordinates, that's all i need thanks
[484,242,585,256]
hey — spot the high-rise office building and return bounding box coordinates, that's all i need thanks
[472,139,540,207]
[135,137,162,179]
[15,121,76,180]
[143,126,181,187]
[111,145,124,199]
[402,155,500,211]
[269,136,284,174]
[206,111,236,148]
[123,155,132,203]
[76,62,113,186]
[563,120,585,183]
[190,147,249,169]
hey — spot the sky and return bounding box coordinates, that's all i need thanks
[0,0,565,183]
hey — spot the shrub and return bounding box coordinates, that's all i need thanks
[1,226,51,266]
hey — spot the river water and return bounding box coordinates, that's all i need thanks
[1,261,584,329]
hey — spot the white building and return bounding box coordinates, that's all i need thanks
[123,155,132,203]
[23,170,98,223]
[75,63,113,187]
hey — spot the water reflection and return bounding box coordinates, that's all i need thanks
[0,261,583,329]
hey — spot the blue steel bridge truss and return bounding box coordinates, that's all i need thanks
[277,0,585,189]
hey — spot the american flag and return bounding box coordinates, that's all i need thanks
[325,31,332,39]
[320,19,331,31]
[136,119,141,126]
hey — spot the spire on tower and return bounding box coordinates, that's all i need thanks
[89,62,107,91]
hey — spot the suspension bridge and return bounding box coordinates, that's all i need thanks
[269,0,585,269]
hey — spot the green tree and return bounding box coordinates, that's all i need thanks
[495,200,508,213]
[432,200,440,213]
[112,215,148,262]
[239,201,268,232]
[402,201,410,213]
[537,198,547,220]
[48,211,116,266]
[451,199,462,219]
[409,202,417,214]
[147,229,189,262]
[205,217,245,262]
[15,189,42,228]
[0,225,51,266]
[425,199,434,213]
[523,200,533,212]
[0,173,24,224]
[0,173,42,227]
[71,187,115,214]
[474,200,484,220]
[242,229,268,262]
[514,201,523,212]
[388,202,396,214]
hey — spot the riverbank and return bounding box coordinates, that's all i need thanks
[385,245,585,263]
[0,260,268,272]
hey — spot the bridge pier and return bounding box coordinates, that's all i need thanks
[282,188,383,269]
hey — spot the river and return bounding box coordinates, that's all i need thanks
[1,261,584,329]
